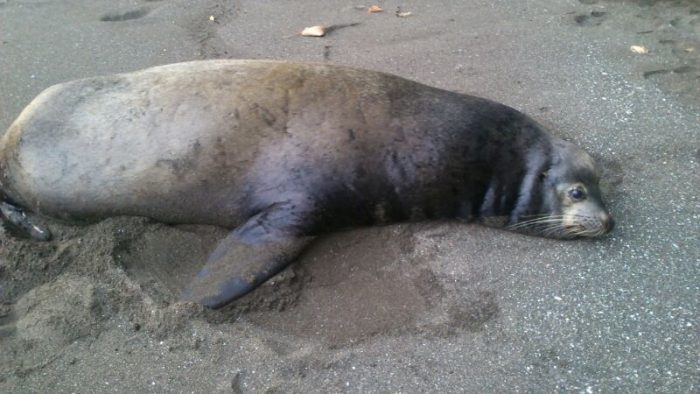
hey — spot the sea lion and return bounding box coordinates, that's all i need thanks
[0,60,614,308]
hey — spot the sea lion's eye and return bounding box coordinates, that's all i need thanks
[569,188,586,201]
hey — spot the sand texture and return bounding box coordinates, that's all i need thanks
[1,0,698,392]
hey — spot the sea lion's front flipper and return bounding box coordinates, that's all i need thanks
[181,205,315,309]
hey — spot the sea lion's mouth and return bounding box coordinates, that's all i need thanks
[564,224,597,238]
[563,217,611,238]
[564,224,585,234]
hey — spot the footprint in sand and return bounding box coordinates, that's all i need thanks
[573,11,607,27]
[0,275,105,375]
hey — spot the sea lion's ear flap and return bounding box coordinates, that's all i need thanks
[180,203,315,308]
[539,170,549,181]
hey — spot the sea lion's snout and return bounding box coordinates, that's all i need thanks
[560,202,614,238]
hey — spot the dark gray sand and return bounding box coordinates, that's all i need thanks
[1,0,698,392]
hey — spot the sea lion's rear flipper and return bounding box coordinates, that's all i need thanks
[181,204,315,309]
[0,201,51,241]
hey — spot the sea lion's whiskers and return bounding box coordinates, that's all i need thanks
[507,215,565,230]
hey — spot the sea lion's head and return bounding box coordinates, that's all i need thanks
[509,139,614,239]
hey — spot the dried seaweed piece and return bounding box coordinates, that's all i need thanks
[301,25,326,37]
[630,45,649,54]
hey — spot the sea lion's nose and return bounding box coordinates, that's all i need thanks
[601,213,615,233]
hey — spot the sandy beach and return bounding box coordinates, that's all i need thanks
[1,0,698,392]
